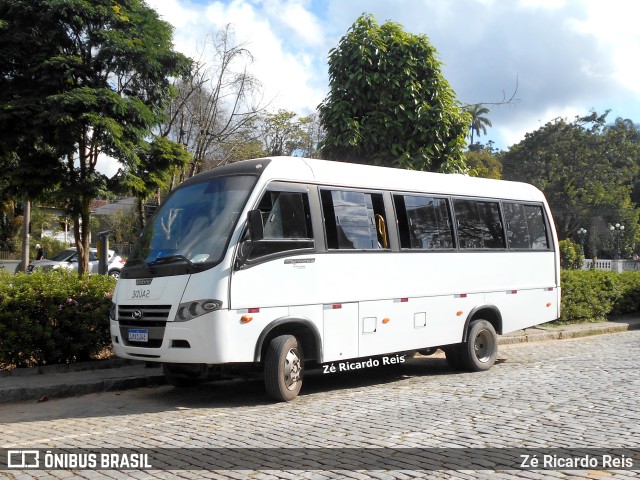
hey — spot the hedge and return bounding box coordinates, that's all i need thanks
[557,269,640,323]
[0,270,116,368]
[0,269,639,368]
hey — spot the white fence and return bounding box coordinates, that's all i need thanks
[583,259,640,272]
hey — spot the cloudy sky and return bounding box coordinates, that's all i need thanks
[145,0,640,151]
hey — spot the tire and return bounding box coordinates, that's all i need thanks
[459,319,498,372]
[418,347,438,356]
[108,269,120,279]
[264,335,304,402]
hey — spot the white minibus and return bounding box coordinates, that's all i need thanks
[110,157,560,401]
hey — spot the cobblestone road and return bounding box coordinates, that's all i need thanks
[1,331,639,479]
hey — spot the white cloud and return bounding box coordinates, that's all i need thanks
[567,0,640,97]
[519,0,566,9]
[141,0,640,152]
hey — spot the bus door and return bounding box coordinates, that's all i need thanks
[230,183,319,323]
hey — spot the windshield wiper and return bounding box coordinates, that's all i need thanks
[148,254,194,269]
[125,258,155,274]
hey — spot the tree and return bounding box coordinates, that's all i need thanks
[501,112,640,257]
[318,13,469,173]
[0,0,191,274]
[259,110,318,157]
[464,146,502,179]
[465,104,492,146]
[117,136,192,228]
[160,25,267,177]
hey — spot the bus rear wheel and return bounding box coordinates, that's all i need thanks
[264,335,304,402]
[460,319,498,371]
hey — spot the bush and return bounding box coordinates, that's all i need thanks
[0,270,116,368]
[557,269,640,323]
[559,239,584,270]
[558,270,622,323]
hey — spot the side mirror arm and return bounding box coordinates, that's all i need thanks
[235,210,264,269]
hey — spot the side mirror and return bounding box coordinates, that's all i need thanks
[247,209,264,242]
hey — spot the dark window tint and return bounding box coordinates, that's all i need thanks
[321,190,389,250]
[249,191,313,259]
[503,203,549,250]
[453,199,505,249]
[259,191,312,239]
[394,195,454,249]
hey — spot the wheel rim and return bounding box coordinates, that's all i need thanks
[284,348,302,390]
[473,329,494,363]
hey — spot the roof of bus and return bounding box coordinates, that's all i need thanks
[191,156,546,203]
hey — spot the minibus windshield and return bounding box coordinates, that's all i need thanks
[125,175,256,275]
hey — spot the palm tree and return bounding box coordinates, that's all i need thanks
[466,105,492,145]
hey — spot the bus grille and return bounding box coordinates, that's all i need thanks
[118,305,171,348]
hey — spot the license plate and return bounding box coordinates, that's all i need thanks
[128,329,148,342]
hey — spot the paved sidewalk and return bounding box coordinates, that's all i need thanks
[1,316,639,405]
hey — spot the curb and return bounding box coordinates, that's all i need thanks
[0,364,165,405]
[1,319,639,405]
[498,320,640,345]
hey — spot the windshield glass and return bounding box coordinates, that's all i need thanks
[49,250,75,262]
[127,175,255,271]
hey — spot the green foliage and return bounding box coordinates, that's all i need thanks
[610,271,640,315]
[121,136,191,202]
[559,239,584,269]
[318,13,469,173]
[556,270,640,323]
[0,270,115,368]
[465,104,492,145]
[464,148,502,179]
[0,0,192,273]
[33,237,68,259]
[501,112,640,245]
[0,195,20,252]
[260,110,316,157]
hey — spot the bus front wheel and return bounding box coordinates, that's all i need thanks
[264,335,304,402]
[460,319,498,371]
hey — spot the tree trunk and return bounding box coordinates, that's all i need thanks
[74,196,92,275]
[20,199,31,272]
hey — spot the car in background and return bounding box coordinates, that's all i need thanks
[26,248,125,277]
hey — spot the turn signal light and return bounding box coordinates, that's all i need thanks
[241,315,253,323]
[456,311,464,316]
[382,318,390,324]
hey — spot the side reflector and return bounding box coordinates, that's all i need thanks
[508,290,518,294]
[382,318,390,324]
[455,294,467,298]
[248,307,260,313]
[240,315,253,323]
[400,298,409,303]
[546,287,554,291]
[332,304,342,309]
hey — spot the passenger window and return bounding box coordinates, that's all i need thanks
[453,199,506,249]
[321,189,389,250]
[248,191,313,259]
[503,202,549,250]
[394,195,454,250]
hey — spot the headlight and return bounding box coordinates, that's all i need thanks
[175,299,223,322]
[109,302,117,321]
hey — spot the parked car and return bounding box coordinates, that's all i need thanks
[26,248,125,277]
